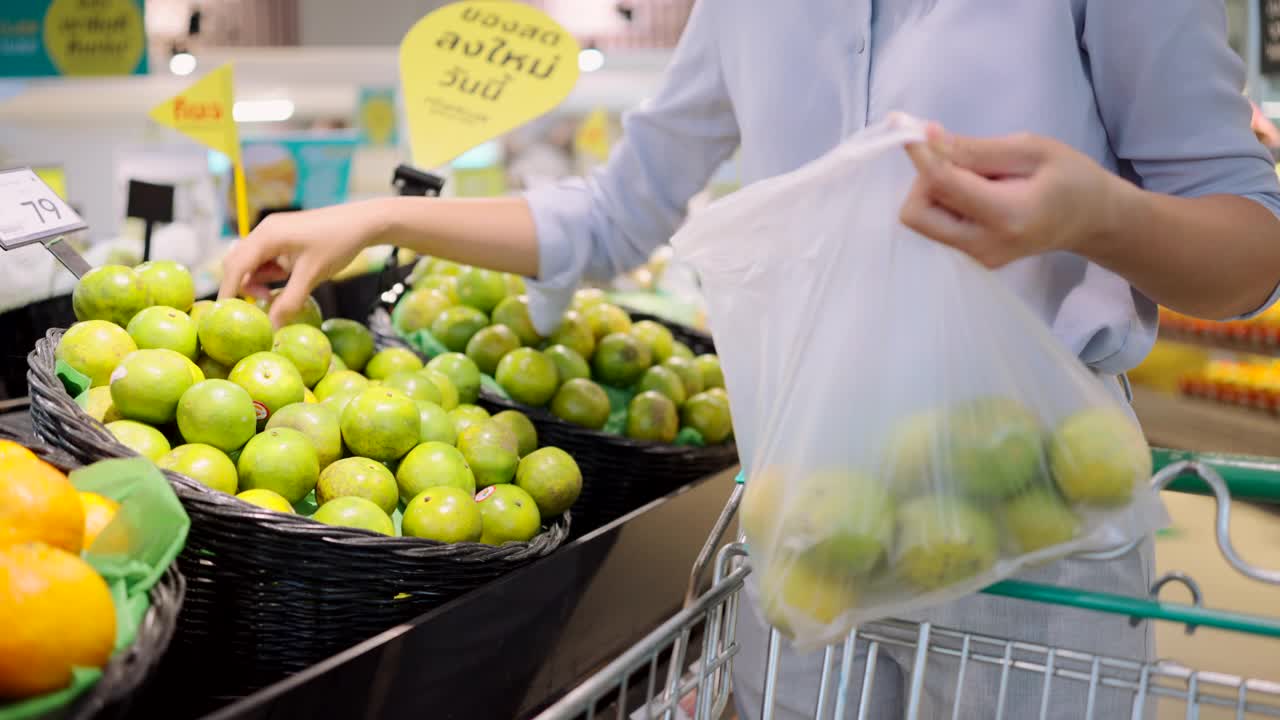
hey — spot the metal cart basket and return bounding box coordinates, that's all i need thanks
[536,450,1280,720]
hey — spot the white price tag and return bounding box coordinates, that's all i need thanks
[0,168,87,250]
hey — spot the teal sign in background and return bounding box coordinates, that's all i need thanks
[0,0,148,78]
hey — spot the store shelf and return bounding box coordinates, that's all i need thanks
[1158,326,1280,357]
[1132,385,1279,455]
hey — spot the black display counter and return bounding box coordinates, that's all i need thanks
[106,462,732,720]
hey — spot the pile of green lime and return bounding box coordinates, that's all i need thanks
[57,261,583,545]
[395,258,734,446]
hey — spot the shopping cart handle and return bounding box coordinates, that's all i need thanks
[1152,448,1280,504]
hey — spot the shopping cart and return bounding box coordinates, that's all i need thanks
[535,450,1280,720]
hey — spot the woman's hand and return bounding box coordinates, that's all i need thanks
[900,124,1129,267]
[219,199,390,326]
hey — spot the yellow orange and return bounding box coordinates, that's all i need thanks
[0,543,117,699]
[79,492,120,551]
[0,440,36,464]
[0,457,84,553]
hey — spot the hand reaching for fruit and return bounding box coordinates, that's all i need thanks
[220,202,385,326]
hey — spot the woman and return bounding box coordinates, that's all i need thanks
[222,1,1280,716]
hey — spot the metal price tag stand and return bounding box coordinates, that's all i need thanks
[0,167,94,410]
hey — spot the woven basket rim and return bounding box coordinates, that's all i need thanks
[0,430,187,720]
[27,328,569,561]
[368,307,738,459]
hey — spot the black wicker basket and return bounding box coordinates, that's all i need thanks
[369,307,740,535]
[27,329,569,698]
[0,430,187,720]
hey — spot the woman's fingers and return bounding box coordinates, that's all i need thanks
[900,180,989,258]
[267,256,322,328]
[934,126,1045,178]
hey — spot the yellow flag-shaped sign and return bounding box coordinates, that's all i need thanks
[150,64,252,236]
[399,1,581,169]
[574,108,611,163]
[149,64,241,164]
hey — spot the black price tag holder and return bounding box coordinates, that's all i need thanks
[0,167,91,278]
[376,164,446,309]
[126,179,176,263]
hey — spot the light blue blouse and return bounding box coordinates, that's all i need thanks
[524,0,1280,374]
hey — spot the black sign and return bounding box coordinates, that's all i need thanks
[126,180,175,223]
[1263,0,1280,75]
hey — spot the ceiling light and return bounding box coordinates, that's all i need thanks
[233,99,295,123]
[169,51,197,76]
[578,48,605,73]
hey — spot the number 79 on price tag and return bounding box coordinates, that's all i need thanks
[0,167,91,278]
[0,168,87,250]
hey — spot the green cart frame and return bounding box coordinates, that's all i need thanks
[536,450,1280,719]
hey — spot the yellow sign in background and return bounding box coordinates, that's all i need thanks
[42,0,146,76]
[149,64,252,237]
[399,1,581,169]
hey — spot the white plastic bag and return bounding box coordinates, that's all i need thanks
[670,114,1168,650]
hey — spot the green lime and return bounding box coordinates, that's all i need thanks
[418,401,457,445]
[314,370,369,401]
[267,402,343,470]
[694,354,725,390]
[198,299,273,367]
[135,260,195,311]
[457,267,508,314]
[73,264,147,326]
[340,387,420,462]
[583,303,632,341]
[237,427,320,504]
[543,344,590,384]
[421,369,459,411]
[177,379,257,452]
[593,333,652,387]
[272,324,333,388]
[626,391,678,443]
[321,318,376,373]
[384,370,443,406]
[105,419,171,460]
[491,410,537,457]
[317,457,399,515]
[402,486,483,543]
[550,378,610,430]
[228,351,306,423]
[475,484,541,545]
[158,443,238,494]
[670,341,694,360]
[236,488,294,513]
[681,391,733,444]
[466,324,521,376]
[495,348,558,406]
[57,320,136,387]
[662,356,704,397]
[548,311,595,360]
[425,353,481,404]
[396,441,476,503]
[127,306,198,360]
[457,421,519,488]
[629,320,675,364]
[396,288,455,334]
[515,446,582,517]
[366,347,424,381]
[110,348,196,425]
[448,404,491,438]
[491,295,543,346]
[637,365,687,406]
[431,306,490,353]
[196,354,230,380]
[311,496,394,535]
